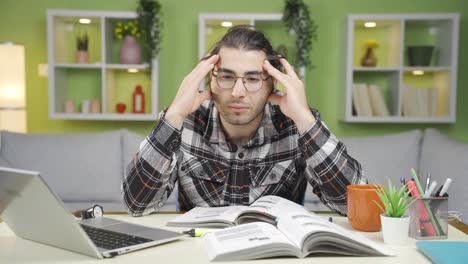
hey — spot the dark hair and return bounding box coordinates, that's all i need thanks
[203,25,284,72]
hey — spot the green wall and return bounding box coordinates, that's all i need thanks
[1,0,467,142]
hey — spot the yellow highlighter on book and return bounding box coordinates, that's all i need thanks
[182,228,218,237]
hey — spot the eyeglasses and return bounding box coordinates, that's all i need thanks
[211,69,271,92]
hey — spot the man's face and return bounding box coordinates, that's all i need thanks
[210,47,273,126]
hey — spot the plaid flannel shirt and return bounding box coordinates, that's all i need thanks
[122,100,364,216]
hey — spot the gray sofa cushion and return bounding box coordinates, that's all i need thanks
[341,129,422,186]
[419,128,468,223]
[0,130,122,203]
[122,129,178,212]
[303,129,423,212]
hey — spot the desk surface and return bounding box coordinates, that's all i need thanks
[1,214,467,264]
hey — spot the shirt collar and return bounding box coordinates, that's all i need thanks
[204,101,280,147]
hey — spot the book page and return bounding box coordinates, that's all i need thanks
[277,213,394,256]
[236,195,309,225]
[166,205,248,227]
[202,222,299,261]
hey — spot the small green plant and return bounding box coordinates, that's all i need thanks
[374,179,417,218]
[114,19,142,39]
[76,32,88,51]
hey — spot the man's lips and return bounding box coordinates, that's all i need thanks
[228,104,249,112]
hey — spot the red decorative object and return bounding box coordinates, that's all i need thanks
[116,102,126,113]
[132,85,145,114]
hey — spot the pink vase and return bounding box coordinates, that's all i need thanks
[120,36,142,64]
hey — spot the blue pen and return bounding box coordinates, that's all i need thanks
[328,216,333,223]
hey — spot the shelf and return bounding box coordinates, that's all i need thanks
[105,63,150,69]
[55,63,102,69]
[50,113,157,121]
[345,116,455,123]
[344,13,459,123]
[47,9,159,120]
[353,67,400,72]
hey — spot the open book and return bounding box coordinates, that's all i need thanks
[168,196,394,261]
[167,195,306,228]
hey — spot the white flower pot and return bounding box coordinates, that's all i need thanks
[380,214,410,245]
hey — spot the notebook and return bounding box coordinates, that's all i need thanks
[416,241,468,264]
[0,167,183,258]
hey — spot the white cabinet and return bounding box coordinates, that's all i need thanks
[343,13,459,123]
[47,9,158,120]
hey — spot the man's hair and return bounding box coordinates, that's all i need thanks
[203,25,284,72]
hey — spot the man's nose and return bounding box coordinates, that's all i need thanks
[231,78,246,97]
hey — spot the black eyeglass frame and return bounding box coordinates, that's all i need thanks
[211,69,271,92]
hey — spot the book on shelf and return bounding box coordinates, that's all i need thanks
[352,83,373,117]
[367,84,390,116]
[403,84,438,117]
[168,196,394,261]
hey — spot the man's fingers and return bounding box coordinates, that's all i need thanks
[263,60,288,85]
[198,90,212,103]
[188,54,219,86]
[280,58,299,79]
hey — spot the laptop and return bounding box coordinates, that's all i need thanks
[0,167,183,258]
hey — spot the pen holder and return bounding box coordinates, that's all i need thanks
[409,197,448,240]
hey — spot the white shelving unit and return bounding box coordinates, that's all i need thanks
[47,9,159,120]
[343,13,459,123]
[198,13,305,90]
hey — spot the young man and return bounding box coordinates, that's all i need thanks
[122,26,364,216]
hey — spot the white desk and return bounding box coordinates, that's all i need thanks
[0,214,466,263]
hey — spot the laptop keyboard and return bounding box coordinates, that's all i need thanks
[80,224,153,250]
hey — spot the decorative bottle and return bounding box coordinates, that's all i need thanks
[132,85,145,114]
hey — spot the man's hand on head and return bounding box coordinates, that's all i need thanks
[263,57,316,134]
[165,54,219,129]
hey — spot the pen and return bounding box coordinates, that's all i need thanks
[182,228,217,237]
[424,181,437,198]
[328,216,333,223]
[439,178,452,197]
[424,172,431,194]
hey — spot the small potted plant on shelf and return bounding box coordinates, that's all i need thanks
[114,19,142,64]
[76,31,89,63]
[361,39,379,67]
[374,179,416,245]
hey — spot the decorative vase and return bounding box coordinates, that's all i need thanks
[408,46,434,66]
[75,51,90,63]
[120,36,142,64]
[380,214,410,245]
[361,47,377,67]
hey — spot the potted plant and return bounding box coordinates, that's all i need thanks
[114,19,142,64]
[137,0,162,66]
[75,31,89,63]
[282,0,318,75]
[374,179,416,245]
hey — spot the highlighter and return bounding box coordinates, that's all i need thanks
[182,228,217,237]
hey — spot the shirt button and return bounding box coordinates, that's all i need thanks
[270,174,277,180]
[238,152,244,159]
[232,145,238,152]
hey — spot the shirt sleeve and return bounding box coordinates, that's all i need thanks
[298,109,365,216]
[122,112,182,216]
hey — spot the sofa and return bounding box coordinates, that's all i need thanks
[0,128,466,223]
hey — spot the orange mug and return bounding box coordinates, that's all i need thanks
[347,184,384,232]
